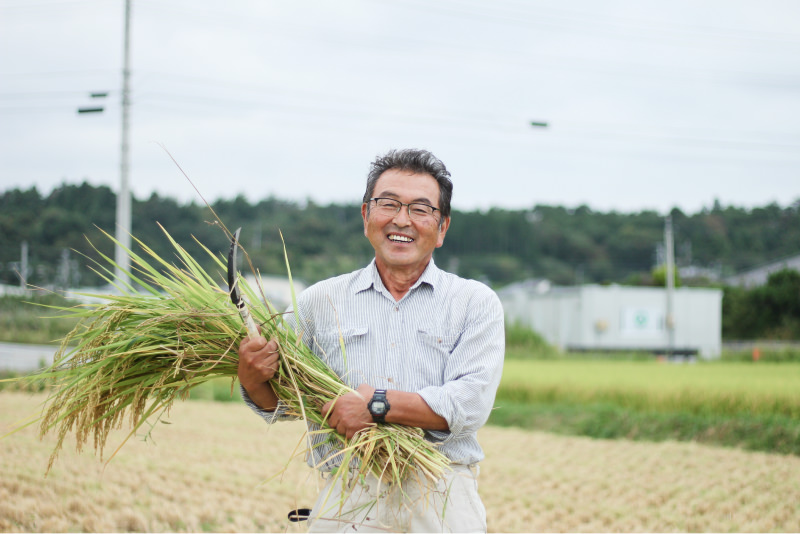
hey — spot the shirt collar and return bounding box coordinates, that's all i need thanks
[353,258,441,296]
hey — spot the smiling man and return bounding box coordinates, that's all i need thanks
[237,149,505,533]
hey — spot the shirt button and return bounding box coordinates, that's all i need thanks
[394,306,399,312]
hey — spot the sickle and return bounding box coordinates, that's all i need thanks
[227,227,260,337]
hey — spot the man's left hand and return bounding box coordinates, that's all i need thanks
[321,384,376,439]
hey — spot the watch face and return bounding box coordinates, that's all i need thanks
[371,400,387,414]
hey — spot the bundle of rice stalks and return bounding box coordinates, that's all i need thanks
[13,226,450,492]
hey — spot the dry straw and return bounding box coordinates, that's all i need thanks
[12,225,449,497]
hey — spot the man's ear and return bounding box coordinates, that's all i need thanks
[361,203,369,237]
[436,216,451,248]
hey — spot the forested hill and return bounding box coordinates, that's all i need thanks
[1,182,799,289]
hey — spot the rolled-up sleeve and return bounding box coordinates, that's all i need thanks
[239,384,298,423]
[416,286,505,445]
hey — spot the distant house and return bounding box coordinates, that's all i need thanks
[498,282,723,358]
[724,254,800,288]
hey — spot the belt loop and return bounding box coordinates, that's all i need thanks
[468,463,480,478]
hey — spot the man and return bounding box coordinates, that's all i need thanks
[238,148,505,532]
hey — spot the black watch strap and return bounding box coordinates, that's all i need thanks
[368,389,390,423]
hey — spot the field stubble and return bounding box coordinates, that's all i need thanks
[2,392,800,533]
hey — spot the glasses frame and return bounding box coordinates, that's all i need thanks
[368,197,441,222]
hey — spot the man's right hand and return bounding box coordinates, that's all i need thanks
[237,334,280,411]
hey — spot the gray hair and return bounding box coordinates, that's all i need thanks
[363,148,453,219]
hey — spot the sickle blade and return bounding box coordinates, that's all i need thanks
[227,227,243,307]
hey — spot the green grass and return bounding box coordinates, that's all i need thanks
[493,359,800,455]
[721,347,800,363]
[187,377,243,403]
[488,401,800,456]
[499,359,800,418]
[504,322,559,359]
[0,294,81,345]
[0,369,50,393]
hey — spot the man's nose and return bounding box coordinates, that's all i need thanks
[392,205,413,225]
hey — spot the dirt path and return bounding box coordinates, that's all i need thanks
[2,392,798,532]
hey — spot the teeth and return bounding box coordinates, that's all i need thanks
[389,234,413,243]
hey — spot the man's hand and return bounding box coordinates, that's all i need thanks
[237,333,280,410]
[321,384,376,439]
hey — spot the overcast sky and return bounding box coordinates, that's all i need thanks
[1,0,799,215]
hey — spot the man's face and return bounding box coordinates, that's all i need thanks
[361,169,450,276]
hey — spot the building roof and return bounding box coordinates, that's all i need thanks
[724,253,800,288]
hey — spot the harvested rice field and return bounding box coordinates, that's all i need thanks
[2,392,799,533]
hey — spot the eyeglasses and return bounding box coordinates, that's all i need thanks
[369,197,440,222]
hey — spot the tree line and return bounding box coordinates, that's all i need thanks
[723,269,800,341]
[2,182,799,288]
[1,182,799,340]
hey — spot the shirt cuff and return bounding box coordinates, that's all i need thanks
[417,387,462,445]
[424,429,452,444]
[239,384,297,423]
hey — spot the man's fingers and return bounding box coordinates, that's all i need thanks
[263,351,279,368]
[242,335,268,353]
[241,337,278,362]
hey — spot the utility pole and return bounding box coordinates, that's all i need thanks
[115,0,133,286]
[664,213,676,358]
[19,241,29,290]
[58,249,71,290]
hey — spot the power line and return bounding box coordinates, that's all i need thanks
[0,90,114,99]
[386,0,800,47]
[2,80,798,155]
[4,2,798,91]
[0,0,106,8]
[131,90,800,154]
[128,1,800,90]
[0,69,117,80]
[2,1,799,159]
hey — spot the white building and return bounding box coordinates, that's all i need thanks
[498,282,723,358]
[60,275,306,312]
[724,253,800,288]
[243,274,306,312]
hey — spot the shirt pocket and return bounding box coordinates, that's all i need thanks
[414,330,460,385]
[314,326,369,386]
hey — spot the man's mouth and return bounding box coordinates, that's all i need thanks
[388,234,414,243]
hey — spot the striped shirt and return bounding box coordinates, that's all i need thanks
[242,258,505,468]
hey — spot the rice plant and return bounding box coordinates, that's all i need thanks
[6,225,449,497]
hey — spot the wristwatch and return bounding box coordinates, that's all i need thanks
[367,389,390,423]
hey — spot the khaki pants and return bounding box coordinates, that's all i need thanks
[307,464,487,533]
